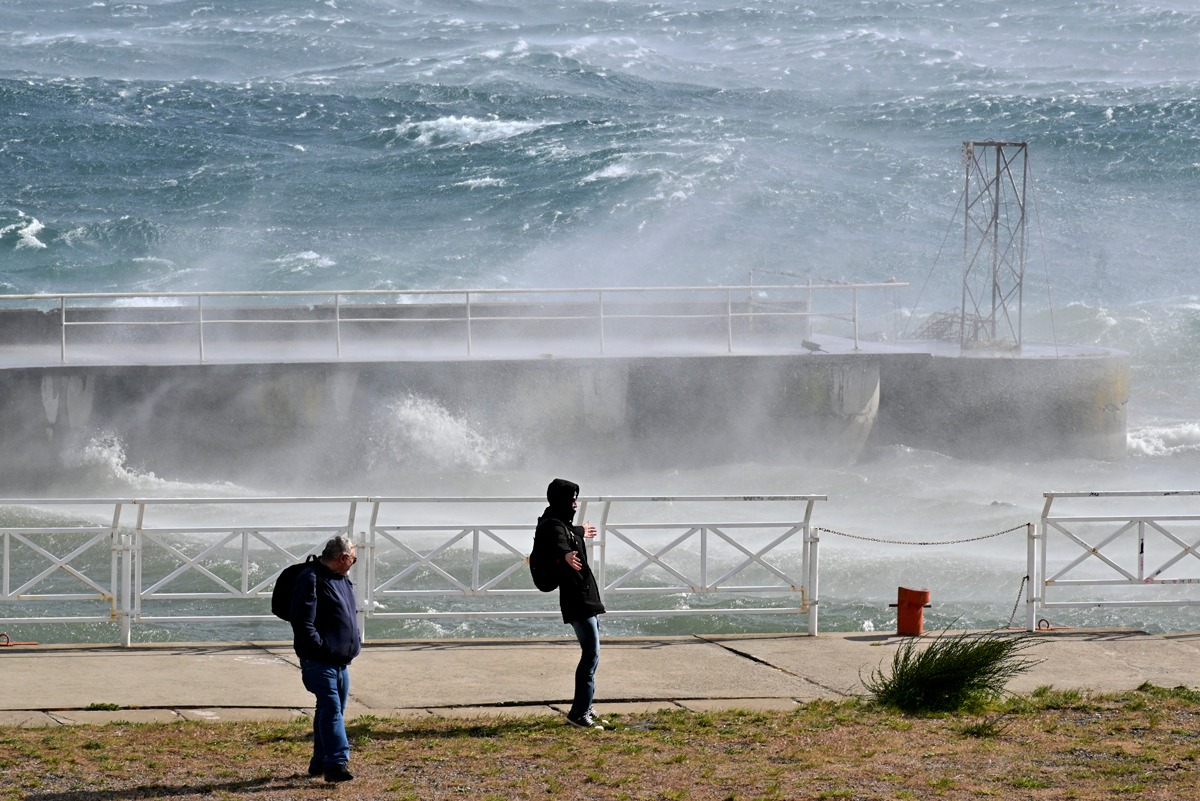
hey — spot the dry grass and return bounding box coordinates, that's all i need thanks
[3,684,1200,800]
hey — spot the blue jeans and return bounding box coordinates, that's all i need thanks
[300,658,351,770]
[568,615,601,719]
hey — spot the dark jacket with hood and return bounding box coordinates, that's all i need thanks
[290,558,362,667]
[537,477,606,624]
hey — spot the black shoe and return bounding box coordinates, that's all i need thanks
[307,762,322,777]
[566,713,604,730]
[323,763,354,783]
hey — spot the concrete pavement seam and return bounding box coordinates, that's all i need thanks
[694,635,855,698]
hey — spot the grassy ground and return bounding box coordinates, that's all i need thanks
[3,684,1200,801]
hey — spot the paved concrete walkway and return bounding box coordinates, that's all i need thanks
[3,630,1200,727]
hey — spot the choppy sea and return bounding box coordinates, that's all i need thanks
[2,0,1199,643]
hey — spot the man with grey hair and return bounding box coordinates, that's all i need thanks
[291,533,361,783]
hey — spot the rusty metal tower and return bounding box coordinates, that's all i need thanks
[959,141,1029,349]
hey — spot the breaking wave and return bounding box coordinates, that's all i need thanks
[368,394,514,473]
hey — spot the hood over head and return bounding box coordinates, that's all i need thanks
[546,477,580,522]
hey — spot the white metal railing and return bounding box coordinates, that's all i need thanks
[749,269,908,348]
[1029,491,1200,630]
[0,283,906,365]
[0,499,128,629]
[0,494,824,645]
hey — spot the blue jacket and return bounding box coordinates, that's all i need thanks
[290,559,361,667]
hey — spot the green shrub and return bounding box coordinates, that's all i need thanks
[863,628,1041,714]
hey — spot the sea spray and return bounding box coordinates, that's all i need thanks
[368,394,516,473]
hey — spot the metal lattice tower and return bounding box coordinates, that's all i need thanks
[959,141,1028,349]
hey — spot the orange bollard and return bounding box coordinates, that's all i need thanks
[890,586,931,637]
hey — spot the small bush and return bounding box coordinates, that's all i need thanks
[863,628,1041,714]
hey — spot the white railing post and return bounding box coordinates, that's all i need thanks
[598,290,606,354]
[366,499,381,640]
[110,502,132,647]
[1032,493,1057,631]
[197,295,206,363]
[805,498,820,635]
[335,293,343,359]
[852,286,860,351]
[59,296,68,364]
[596,500,611,601]
[1026,521,1038,631]
[346,500,367,639]
[132,502,148,644]
[1138,519,1146,581]
[726,289,734,353]
[465,292,473,356]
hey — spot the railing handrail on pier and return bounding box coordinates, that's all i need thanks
[0,283,907,364]
[0,494,825,646]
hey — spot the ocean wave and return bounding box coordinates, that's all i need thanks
[268,250,336,276]
[1127,423,1200,457]
[1022,300,1200,361]
[377,116,547,148]
[58,431,245,495]
[57,216,167,251]
[367,394,514,473]
[0,213,47,250]
[452,177,508,189]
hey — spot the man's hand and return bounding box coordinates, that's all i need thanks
[583,521,597,538]
[565,550,583,571]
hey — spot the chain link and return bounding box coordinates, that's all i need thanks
[1006,575,1028,629]
[815,522,1029,547]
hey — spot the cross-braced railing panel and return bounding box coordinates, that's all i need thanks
[368,524,535,599]
[129,497,363,632]
[135,527,347,600]
[601,523,805,594]
[1042,518,1200,586]
[1043,519,1141,585]
[0,499,128,629]
[1,528,116,600]
[1029,491,1200,629]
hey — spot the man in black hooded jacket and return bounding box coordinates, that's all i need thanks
[536,477,607,729]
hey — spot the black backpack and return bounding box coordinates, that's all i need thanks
[529,521,561,593]
[271,554,318,621]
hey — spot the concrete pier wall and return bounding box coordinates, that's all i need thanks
[874,349,1129,460]
[0,354,880,489]
[0,345,1128,490]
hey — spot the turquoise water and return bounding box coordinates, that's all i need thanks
[2,0,1200,642]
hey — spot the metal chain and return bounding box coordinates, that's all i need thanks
[1006,575,1028,629]
[815,522,1029,547]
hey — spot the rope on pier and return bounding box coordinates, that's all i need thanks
[0,632,39,646]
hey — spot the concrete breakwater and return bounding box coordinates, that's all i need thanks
[0,299,1129,489]
[8,355,882,487]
